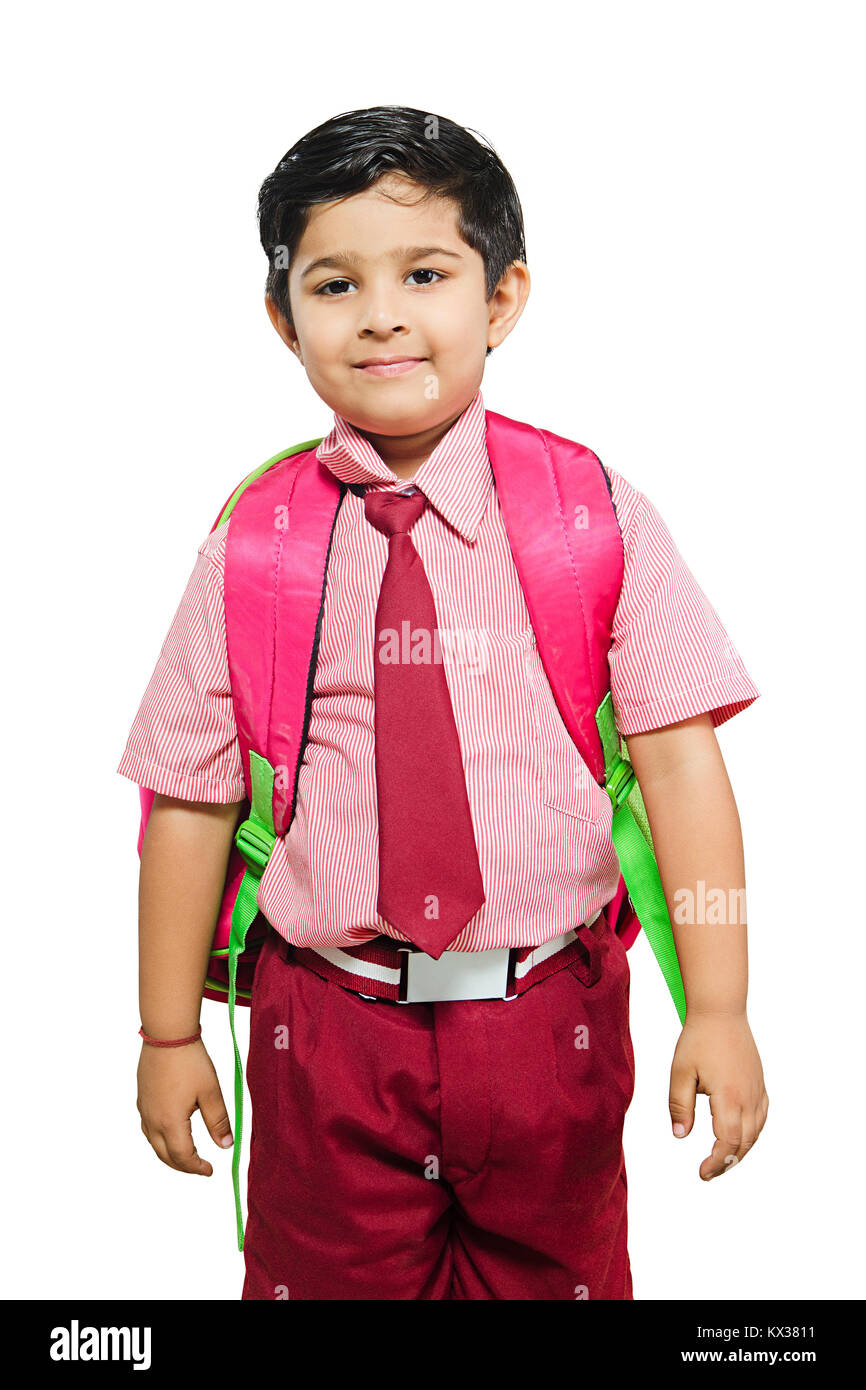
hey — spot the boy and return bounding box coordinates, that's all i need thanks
[118,105,767,1301]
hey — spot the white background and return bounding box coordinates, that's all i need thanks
[2,0,863,1300]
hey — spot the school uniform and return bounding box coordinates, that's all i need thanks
[117,388,759,1299]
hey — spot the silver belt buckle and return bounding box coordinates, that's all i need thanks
[401,945,513,1003]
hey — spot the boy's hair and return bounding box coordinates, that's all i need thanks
[257,105,526,357]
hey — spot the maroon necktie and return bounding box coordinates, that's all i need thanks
[363,486,486,959]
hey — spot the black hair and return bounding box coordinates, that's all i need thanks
[257,105,526,358]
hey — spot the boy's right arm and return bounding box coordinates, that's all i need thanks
[137,792,245,1177]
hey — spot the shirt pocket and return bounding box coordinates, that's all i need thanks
[523,632,600,822]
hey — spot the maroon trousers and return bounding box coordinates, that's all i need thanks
[241,915,636,1300]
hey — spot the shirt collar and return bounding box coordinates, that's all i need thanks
[315,388,492,543]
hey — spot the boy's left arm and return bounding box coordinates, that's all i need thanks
[624,712,769,1180]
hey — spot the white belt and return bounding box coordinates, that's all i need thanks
[307,909,603,1003]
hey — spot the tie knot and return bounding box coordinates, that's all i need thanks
[364,486,427,539]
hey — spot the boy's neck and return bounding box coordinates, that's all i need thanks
[354,406,466,482]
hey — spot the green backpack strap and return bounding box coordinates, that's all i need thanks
[596,692,687,1024]
[228,750,277,1250]
[216,438,325,528]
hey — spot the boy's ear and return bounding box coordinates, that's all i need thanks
[487,261,530,352]
[265,295,303,362]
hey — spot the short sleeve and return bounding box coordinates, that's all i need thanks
[606,469,760,737]
[115,524,246,802]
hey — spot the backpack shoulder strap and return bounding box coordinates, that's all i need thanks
[484,410,622,782]
[223,439,341,834]
[135,439,324,864]
[485,410,686,1025]
[211,438,325,531]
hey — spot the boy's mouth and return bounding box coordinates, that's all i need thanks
[352,356,426,378]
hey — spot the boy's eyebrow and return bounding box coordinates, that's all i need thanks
[300,246,464,280]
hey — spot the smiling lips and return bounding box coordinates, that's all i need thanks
[353,357,426,378]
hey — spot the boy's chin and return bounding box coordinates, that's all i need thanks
[320,389,447,433]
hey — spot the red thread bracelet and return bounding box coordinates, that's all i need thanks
[139,1024,202,1048]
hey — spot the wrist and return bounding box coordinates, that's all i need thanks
[140,1007,202,1039]
[684,1002,748,1023]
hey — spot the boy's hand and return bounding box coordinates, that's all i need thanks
[669,1012,769,1180]
[137,1040,233,1176]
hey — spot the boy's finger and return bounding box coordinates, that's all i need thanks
[700,1092,743,1180]
[743,1105,767,1155]
[668,1058,697,1138]
[142,1123,188,1174]
[161,1118,214,1177]
[198,1082,234,1150]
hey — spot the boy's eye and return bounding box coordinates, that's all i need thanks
[316,278,354,297]
[315,269,444,296]
[405,268,443,287]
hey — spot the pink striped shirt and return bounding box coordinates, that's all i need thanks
[116,389,759,950]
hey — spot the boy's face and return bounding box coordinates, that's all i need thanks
[267,174,528,436]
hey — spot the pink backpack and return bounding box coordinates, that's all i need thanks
[136,410,684,1248]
